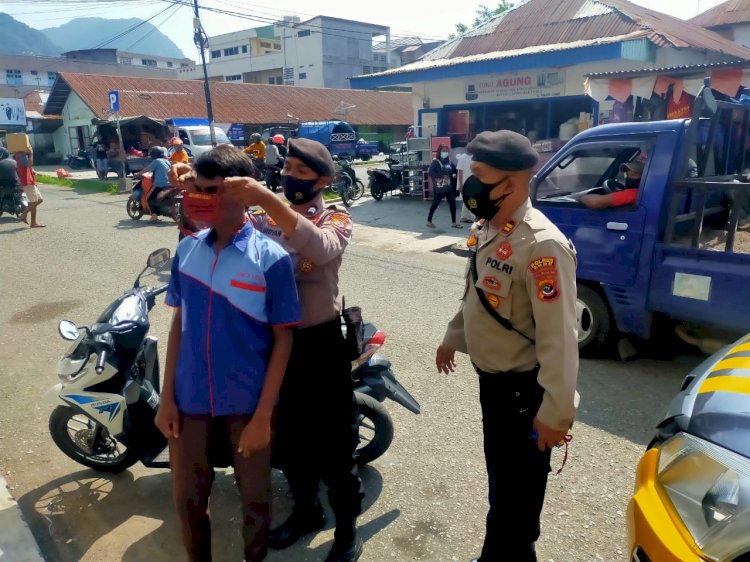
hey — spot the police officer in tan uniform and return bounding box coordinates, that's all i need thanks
[435,130,579,562]
[221,138,364,562]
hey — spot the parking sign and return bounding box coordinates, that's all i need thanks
[108,91,120,113]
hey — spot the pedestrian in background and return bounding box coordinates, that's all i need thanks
[427,143,460,229]
[456,149,476,223]
[436,130,579,562]
[155,144,300,562]
[15,147,44,228]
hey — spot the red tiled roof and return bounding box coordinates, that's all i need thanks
[47,73,412,126]
[689,0,750,28]
[427,0,750,61]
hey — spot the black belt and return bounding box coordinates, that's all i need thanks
[473,364,540,378]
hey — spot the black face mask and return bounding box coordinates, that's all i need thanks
[281,175,319,205]
[624,176,640,189]
[462,176,509,221]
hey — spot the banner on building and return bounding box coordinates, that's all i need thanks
[0,99,26,126]
[227,123,245,141]
[464,71,566,102]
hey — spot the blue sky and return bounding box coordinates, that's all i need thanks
[0,0,727,61]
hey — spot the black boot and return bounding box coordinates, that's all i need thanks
[324,531,363,562]
[267,501,326,550]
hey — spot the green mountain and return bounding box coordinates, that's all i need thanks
[0,13,63,56]
[41,17,185,59]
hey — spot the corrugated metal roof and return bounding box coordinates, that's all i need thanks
[585,59,750,77]
[420,0,750,62]
[45,73,412,126]
[360,32,648,78]
[689,0,750,28]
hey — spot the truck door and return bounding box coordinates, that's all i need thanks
[532,139,654,286]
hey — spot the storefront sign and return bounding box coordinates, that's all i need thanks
[227,123,244,141]
[465,71,566,102]
[0,98,26,126]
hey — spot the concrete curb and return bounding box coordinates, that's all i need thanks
[0,476,44,562]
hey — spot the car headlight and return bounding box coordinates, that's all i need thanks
[657,432,750,561]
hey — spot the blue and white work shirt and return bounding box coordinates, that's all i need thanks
[165,221,300,416]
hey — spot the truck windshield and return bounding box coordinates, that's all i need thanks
[190,128,230,145]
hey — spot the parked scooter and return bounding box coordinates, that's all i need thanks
[0,185,29,219]
[46,249,419,473]
[367,157,407,201]
[334,156,364,201]
[67,148,93,170]
[126,173,182,222]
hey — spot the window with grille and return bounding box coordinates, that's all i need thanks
[260,41,271,48]
[362,66,371,75]
[242,45,248,53]
[224,46,239,56]
[120,57,132,65]
[225,75,242,81]
[211,50,221,59]
[142,59,157,66]
[297,30,310,37]
[167,61,173,68]
[299,72,307,79]
[6,69,21,85]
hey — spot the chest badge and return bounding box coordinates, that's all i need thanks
[483,275,500,291]
[486,294,501,309]
[299,258,314,273]
[502,220,516,236]
[496,241,512,261]
[467,234,478,248]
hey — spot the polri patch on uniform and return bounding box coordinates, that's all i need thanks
[502,220,516,235]
[299,258,314,273]
[486,293,501,309]
[537,278,560,302]
[483,275,500,291]
[496,241,512,261]
[528,256,557,277]
[467,234,478,248]
[329,212,353,234]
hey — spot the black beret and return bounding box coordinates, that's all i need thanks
[287,138,335,177]
[467,130,539,171]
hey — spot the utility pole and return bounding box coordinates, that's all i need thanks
[193,0,216,146]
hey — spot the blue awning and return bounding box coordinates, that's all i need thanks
[168,118,210,127]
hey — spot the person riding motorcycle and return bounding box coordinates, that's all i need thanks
[273,134,287,158]
[0,147,25,220]
[133,146,173,221]
[244,133,266,179]
[168,137,190,164]
[263,135,285,191]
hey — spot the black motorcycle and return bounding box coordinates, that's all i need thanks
[0,184,29,218]
[334,156,364,201]
[46,249,419,473]
[126,178,182,223]
[67,149,93,170]
[264,157,284,192]
[367,158,407,201]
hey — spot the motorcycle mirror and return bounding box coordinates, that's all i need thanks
[58,320,80,341]
[147,248,171,269]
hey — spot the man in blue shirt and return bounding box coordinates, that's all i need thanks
[134,146,173,222]
[155,144,300,562]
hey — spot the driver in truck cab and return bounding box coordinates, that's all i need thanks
[580,160,643,209]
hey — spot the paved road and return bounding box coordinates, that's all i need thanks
[0,184,704,561]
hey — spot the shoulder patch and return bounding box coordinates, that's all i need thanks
[328,211,353,235]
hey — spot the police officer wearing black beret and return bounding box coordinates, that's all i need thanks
[436,130,580,562]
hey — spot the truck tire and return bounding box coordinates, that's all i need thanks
[577,285,612,356]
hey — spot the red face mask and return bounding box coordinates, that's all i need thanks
[183,191,221,225]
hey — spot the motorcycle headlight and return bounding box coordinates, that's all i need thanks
[657,432,750,561]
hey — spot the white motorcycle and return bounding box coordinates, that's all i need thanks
[45,249,172,473]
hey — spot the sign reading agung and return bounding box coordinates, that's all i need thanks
[464,70,566,102]
[0,99,26,126]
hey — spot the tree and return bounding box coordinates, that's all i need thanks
[449,1,513,39]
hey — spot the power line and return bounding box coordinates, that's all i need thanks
[122,3,182,52]
[94,3,176,49]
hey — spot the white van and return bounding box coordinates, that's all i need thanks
[175,126,231,156]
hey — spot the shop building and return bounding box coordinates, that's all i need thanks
[350,0,750,158]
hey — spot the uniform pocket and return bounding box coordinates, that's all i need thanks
[474,272,513,319]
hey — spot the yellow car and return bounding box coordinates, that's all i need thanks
[627,335,750,562]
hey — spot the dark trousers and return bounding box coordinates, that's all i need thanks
[170,414,270,562]
[476,367,551,562]
[274,318,364,526]
[428,188,457,223]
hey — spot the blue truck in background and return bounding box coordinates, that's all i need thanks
[263,120,379,160]
[533,83,750,355]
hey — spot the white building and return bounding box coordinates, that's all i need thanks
[179,16,391,89]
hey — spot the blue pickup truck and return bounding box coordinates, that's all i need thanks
[533,84,750,355]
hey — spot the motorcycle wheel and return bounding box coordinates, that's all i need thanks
[126,198,144,220]
[339,176,353,208]
[351,179,365,201]
[354,392,393,466]
[370,184,384,201]
[49,406,141,473]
